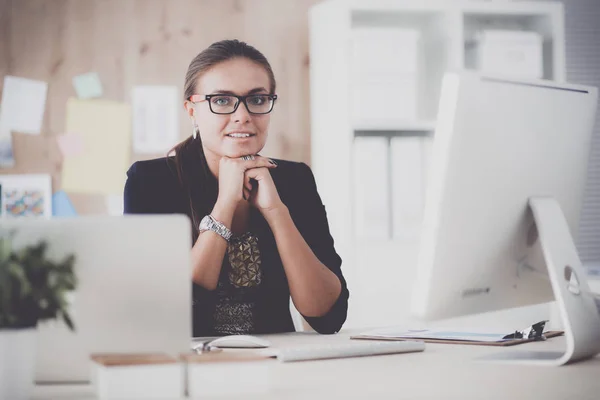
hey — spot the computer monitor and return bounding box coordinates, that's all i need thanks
[0,215,192,382]
[411,71,600,365]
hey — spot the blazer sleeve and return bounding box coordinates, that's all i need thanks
[124,162,151,214]
[123,160,184,214]
[292,163,349,334]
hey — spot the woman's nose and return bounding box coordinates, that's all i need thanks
[231,101,251,123]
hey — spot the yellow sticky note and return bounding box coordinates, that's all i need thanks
[62,98,131,195]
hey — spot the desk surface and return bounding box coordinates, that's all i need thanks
[34,329,600,400]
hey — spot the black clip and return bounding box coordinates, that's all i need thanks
[502,320,548,341]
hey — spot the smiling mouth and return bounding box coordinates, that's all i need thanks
[226,133,256,138]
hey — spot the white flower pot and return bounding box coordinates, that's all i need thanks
[0,328,37,400]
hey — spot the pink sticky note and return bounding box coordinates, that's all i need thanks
[57,133,84,157]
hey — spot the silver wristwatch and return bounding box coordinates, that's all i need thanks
[199,215,232,242]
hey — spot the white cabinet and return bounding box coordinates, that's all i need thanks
[309,0,565,329]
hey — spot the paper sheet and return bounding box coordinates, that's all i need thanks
[391,136,424,240]
[57,133,85,157]
[357,327,513,343]
[61,98,131,195]
[0,135,14,167]
[353,137,390,239]
[0,76,48,135]
[0,174,52,218]
[132,86,179,154]
[72,72,103,99]
[52,190,77,217]
[105,194,123,216]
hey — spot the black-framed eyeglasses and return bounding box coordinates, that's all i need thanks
[189,94,277,115]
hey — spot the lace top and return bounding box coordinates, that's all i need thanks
[212,232,263,335]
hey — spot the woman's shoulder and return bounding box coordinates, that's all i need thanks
[124,156,186,214]
[270,158,317,195]
[270,158,312,180]
[127,156,178,183]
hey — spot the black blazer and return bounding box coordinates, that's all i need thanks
[123,157,349,336]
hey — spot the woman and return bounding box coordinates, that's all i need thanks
[124,39,349,337]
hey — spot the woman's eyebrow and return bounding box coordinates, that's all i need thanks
[247,87,268,94]
[210,87,269,95]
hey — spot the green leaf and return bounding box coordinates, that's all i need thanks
[0,261,11,310]
[62,310,75,331]
[0,237,11,263]
[7,261,31,297]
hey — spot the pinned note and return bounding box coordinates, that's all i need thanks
[72,72,103,99]
[0,174,52,218]
[132,86,179,154]
[56,133,85,157]
[61,98,131,195]
[52,190,77,217]
[0,76,48,135]
[0,135,14,168]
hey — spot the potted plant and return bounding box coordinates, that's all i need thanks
[0,232,76,400]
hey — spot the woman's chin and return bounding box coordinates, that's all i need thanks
[224,145,263,159]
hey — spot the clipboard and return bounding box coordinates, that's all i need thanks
[350,330,564,347]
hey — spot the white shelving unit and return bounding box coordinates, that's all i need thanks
[309,0,565,328]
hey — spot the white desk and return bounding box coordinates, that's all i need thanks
[34,329,600,400]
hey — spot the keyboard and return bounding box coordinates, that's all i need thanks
[276,340,425,362]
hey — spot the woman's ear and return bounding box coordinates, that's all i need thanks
[184,101,195,118]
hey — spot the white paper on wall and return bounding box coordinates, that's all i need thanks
[0,133,14,168]
[0,76,48,135]
[132,86,179,154]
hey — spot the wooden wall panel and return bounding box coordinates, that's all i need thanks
[0,0,322,214]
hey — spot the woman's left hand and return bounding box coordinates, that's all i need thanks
[244,160,284,214]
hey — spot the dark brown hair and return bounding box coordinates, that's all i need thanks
[169,39,276,240]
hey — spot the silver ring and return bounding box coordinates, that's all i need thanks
[241,155,255,161]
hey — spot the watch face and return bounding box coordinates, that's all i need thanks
[199,216,212,230]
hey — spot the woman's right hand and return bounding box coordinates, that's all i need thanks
[214,156,276,214]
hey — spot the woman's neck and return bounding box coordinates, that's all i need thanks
[203,148,221,180]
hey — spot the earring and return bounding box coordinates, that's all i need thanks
[192,122,199,139]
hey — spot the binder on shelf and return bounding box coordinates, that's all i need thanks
[353,136,390,240]
[391,136,424,240]
[475,29,544,79]
[351,28,420,74]
[421,136,433,187]
[351,28,421,123]
[352,77,419,126]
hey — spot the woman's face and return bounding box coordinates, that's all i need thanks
[187,57,272,159]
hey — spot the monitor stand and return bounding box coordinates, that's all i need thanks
[481,197,600,366]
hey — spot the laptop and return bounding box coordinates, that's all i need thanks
[1,215,192,383]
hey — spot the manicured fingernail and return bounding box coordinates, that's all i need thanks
[269,159,278,166]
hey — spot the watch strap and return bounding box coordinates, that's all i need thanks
[199,215,233,242]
